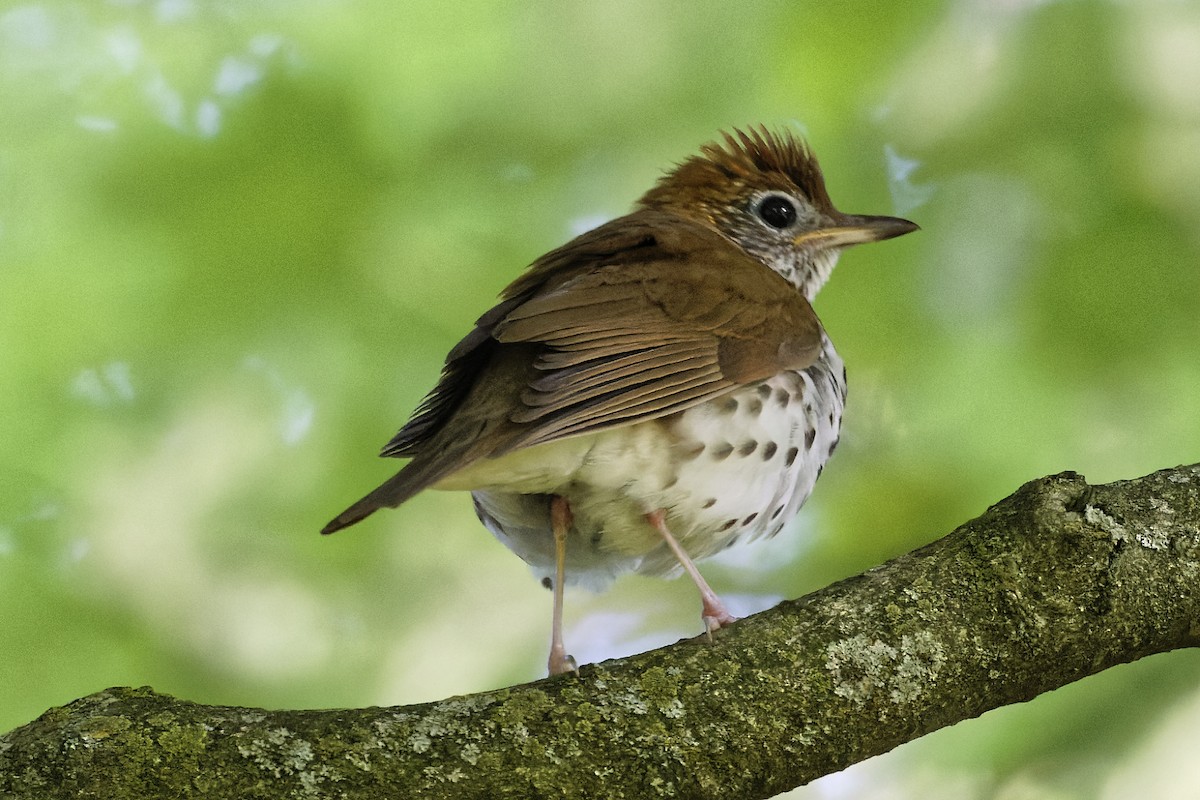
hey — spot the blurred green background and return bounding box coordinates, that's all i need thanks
[3,1,1199,797]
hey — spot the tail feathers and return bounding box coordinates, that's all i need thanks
[320,498,381,535]
[321,457,453,535]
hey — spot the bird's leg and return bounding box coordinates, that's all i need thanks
[547,495,578,676]
[646,509,738,636]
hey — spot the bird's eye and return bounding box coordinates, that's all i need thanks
[755,194,798,230]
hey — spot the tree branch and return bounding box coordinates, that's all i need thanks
[4,464,1200,799]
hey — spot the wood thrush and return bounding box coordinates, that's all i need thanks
[323,127,917,675]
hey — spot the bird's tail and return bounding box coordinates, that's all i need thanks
[320,456,456,535]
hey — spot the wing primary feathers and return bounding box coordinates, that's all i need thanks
[506,373,733,450]
[528,343,712,393]
[518,353,716,418]
[511,363,723,425]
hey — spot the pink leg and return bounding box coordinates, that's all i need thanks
[646,509,738,636]
[547,496,578,676]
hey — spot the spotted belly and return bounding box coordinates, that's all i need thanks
[472,346,846,588]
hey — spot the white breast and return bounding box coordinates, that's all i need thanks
[471,338,847,588]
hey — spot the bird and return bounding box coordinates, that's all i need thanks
[323,126,918,675]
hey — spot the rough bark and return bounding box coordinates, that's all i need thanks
[3,464,1199,800]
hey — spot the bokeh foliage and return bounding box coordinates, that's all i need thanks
[2,1,1199,797]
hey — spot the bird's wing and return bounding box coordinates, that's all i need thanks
[384,213,824,458]
[488,223,824,451]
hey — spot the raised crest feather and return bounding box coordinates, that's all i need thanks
[638,126,835,215]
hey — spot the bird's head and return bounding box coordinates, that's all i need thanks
[638,127,918,300]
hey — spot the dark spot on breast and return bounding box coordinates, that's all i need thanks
[768,523,783,538]
[747,398,763,415]
[719,518,738,532]
[785,446,799,466]
[719,396,739,414]
[828,411,835,425]
[742,512,758,525]
[724,534,741,550]
[737,440,758,457]
[711,442,733,460]
[761,441,778,461]
[804,427,816,449]
[757,384,772,399]
[773,388,790,407]
[662,474,679,490]
[702,497,717,509]
[681,442,705,461]
[828,436,840,458]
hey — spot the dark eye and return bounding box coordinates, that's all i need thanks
[755,194,797,229]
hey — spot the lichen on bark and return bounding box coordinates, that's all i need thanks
[3,464,1199,800]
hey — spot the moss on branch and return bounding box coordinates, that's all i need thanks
[3,464,1199,799]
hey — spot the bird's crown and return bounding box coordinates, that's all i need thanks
[638,126,836,218]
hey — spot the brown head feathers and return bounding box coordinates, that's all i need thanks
[638,126,836,218]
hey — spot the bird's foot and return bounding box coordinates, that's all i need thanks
[548,645,579,676]
[645,509,740,641]
[547,496,578,676]
[701,596,739,640]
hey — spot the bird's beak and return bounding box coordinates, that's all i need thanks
[793,214,919,249]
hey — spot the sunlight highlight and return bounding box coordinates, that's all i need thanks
[883,144,935,216]
[70,362,136,406]
[243,355,315,445]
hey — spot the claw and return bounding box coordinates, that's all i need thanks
[549,649,579,676]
